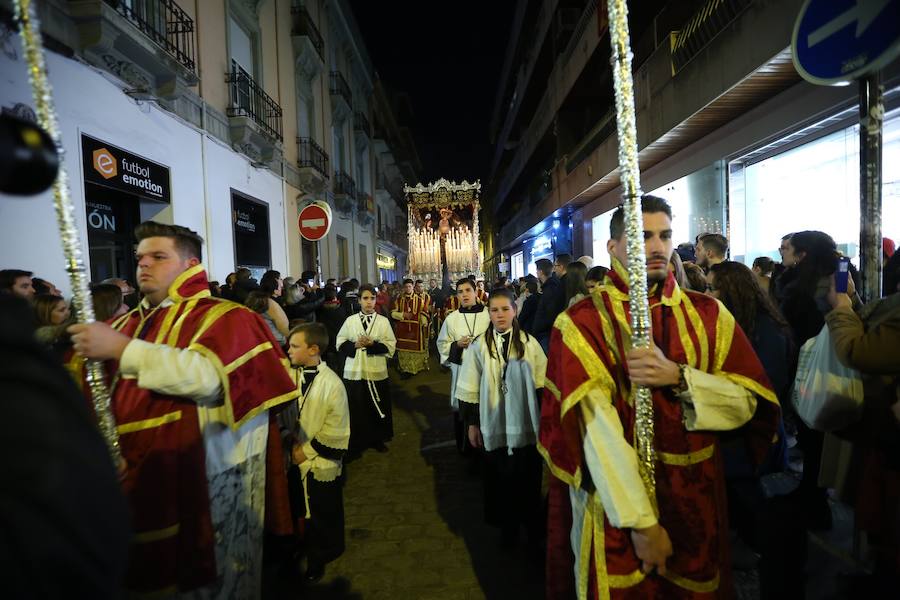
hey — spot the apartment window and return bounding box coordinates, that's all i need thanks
[337,235,349,279]
[297,76,316,139]
[229,17,254,75]
[359,243,369,283]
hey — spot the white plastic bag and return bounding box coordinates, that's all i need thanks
[791,326,864,432]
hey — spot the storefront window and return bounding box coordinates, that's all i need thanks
[729,109,900,265]
[232,191,271,274]
[511,251,525,280]
[592,210,615,265]
[650,161,726,246]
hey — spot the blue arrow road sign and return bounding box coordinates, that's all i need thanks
[792,0,900,85]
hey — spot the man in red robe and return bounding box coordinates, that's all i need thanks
[392,278,430,375]
[70,222,297,598]
[539,196,780,599]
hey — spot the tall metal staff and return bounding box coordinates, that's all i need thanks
[14,0,122,462]
[606,0,656,506]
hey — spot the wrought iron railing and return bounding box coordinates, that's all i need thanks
[330,71,352,107]
[297,137,329,177]
[333,170,356,197]
[356,190,372,213]
[105,0,196,73]
[227,59,283,142]
[290,3,324,61]
[354,111,371,136]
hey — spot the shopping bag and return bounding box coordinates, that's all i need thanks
[791,326,864,432]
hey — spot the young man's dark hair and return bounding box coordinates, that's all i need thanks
[403,278,413,286]
[554,254,573,269]
[525,280,538,295]
[32,278,53,296]
[415,279,423,285]
[323,284,338,301]
[535,259,553,278]
[235,267,252,280]
[697,233,728,259]
[358,283,377,296]
[134,221,203,261]
[456,277,475,290]
[0,269,33,293]
[288,322,330,353]
[752,256,775,276]
[609,195,673,241]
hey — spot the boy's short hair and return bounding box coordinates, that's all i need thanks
[288,322,329,353]
[134,221,203,261]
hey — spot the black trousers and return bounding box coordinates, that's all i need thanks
[483,444,543,539]
[347,379,393,451]
[288,467,345,566]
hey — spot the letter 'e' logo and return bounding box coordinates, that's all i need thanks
[92,148,117,179]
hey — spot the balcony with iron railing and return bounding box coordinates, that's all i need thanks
[354,111,371,136]
[356,190,374,226]
[297,137,329,177]
[227,59,283,143]
[103,0,196,73]
[329,71,353,122]
[290,3,324,61]
[69,0,198,103]
[333,170,356,197]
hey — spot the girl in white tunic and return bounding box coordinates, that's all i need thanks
[336,284,397,455]
[436,278,490,452]
[456,288,547,546]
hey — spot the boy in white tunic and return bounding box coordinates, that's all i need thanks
[436,278,490,452]
[283,323,350,582]
[336,284,397,456]
[457,288,547,547]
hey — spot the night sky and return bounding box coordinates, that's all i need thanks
[350,1,515,186]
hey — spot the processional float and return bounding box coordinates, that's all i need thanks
[14,0,121,461]
[404,178,483,283]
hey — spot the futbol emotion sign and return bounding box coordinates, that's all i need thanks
[81,133,171,202]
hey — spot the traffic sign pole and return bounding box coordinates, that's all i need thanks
[859,72,883,303]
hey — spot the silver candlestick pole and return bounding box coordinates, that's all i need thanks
[14,0,122,462]
[606,0,656,506]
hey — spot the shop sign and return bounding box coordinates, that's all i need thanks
[81,134,171,202]
[533,234,552,255]
[792,0,900,85]
[85,199,118,233]
[376,253,396,269]
[232,192,271,268]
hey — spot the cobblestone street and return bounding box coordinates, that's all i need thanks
[264,353,545,600]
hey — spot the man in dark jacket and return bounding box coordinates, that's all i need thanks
[230,267,259,304]
[532,255,570,352]
[0,294,131,598]
[518,278,540,334]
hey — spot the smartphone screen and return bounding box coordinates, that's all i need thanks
[835,256,850,293]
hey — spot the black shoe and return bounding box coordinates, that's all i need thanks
[373,442,389,453]
[304,562,325,583]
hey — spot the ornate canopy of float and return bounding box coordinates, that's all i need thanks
[404,178,483,283]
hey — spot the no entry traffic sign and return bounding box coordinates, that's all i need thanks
[298,201,332,241]
[792,0,900,85]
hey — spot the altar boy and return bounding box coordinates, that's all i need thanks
[436,278,491,452]
[283,323,349,582]
[337,284,397,455]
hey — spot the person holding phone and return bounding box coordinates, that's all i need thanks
[776,231,862,531]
